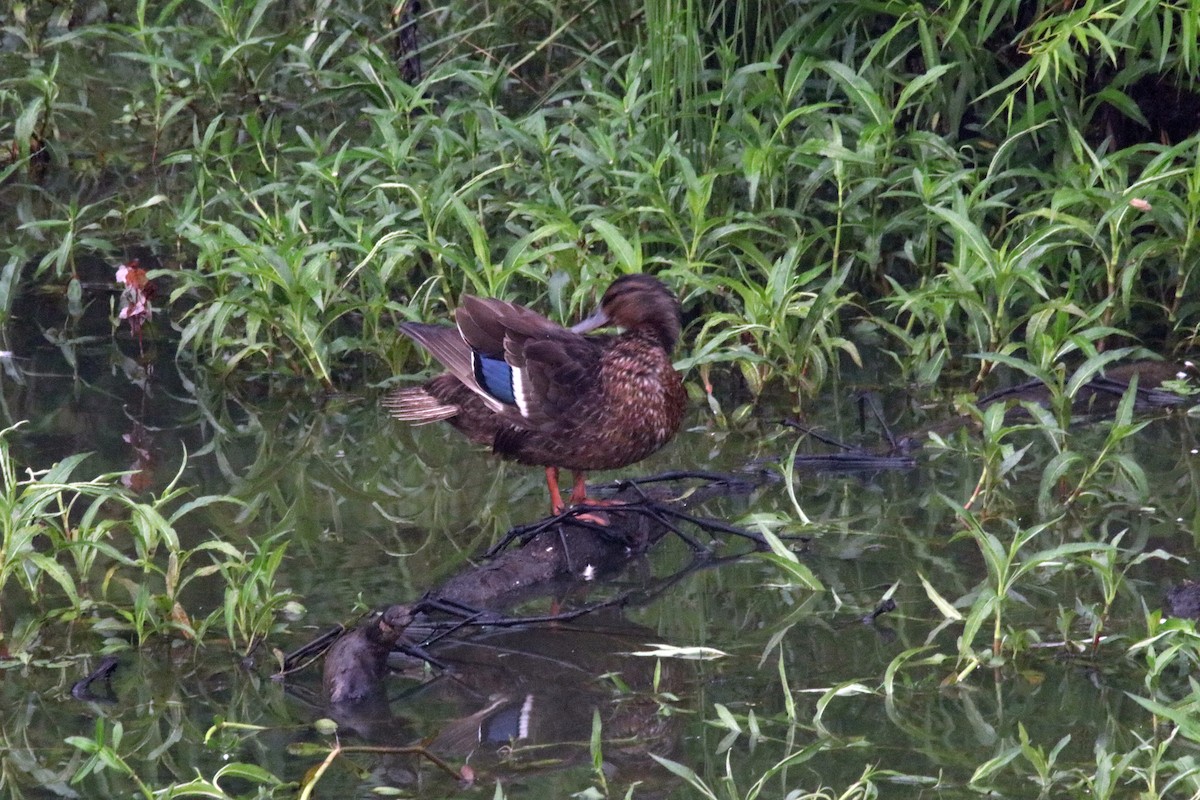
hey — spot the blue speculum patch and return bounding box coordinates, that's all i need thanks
[474,353,516,405]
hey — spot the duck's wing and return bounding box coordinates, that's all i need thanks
[398,320,507,415]
[454,296,556,356]
[505,334,607,430]
[456,295,605,430]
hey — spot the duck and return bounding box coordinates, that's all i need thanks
[384,274,687,515]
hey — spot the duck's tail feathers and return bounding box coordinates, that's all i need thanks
[382,387,459,423]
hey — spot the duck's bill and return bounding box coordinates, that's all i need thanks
[570,308,610,333]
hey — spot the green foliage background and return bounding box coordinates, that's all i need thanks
[2,0,1197,398]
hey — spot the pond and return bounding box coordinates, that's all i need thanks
[3,289,1199,799]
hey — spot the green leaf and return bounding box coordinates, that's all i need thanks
[589,219,639,271]
[820,61,886,126]
[919,573,963,620]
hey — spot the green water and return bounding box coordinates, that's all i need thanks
[2,309,1198,798]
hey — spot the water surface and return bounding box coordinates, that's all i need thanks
[2,313,1199,798]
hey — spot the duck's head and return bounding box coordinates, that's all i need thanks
[571,274,682,351]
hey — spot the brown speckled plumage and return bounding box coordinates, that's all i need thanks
[384,274,687,513]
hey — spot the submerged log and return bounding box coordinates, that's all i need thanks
[311,476,767,707]
[316,609,687,783]
[406,473,767,613]
[975,359,1196,416]
[427,506,665,611]
[886,359,1197,454]
[323,605,416,705]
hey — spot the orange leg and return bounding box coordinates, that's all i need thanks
[571,471,627,509]
[547,468,624,523]
[568,471,631,525]
[546,466,566,515]
[570,471,589,505]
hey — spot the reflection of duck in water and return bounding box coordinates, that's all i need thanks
[319,609,686,785]
[408,614,684,772]
[385,274,687,515]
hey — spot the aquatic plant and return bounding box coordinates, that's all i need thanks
[0,423,294,652]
